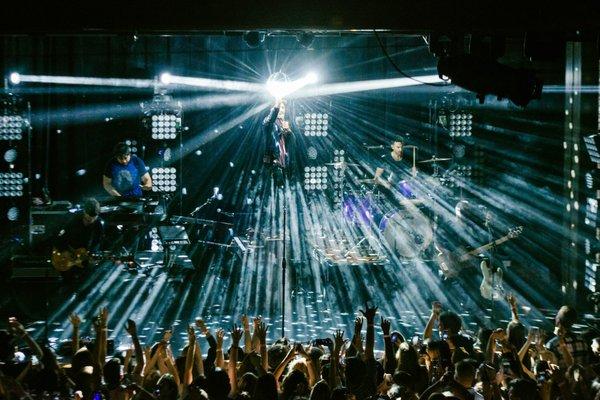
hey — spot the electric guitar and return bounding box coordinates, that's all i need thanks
[51,248,112,272]
[479,259,504,300]
[435,226,523,279]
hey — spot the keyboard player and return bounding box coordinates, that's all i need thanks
[102,142,152,197]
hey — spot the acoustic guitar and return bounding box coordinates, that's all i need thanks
[435,226,523,279]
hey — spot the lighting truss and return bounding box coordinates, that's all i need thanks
[303,166,328,191]
[301,112,329,137]
[141,92,183,141]
[151,167,178,193]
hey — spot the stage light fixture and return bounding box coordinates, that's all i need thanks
[160,72,173,85]
[151,167,177,192]
[437,55,543,107]
[243,31,264,48]
[584,134,600,164]
[142,93,183,141]
[302,112,329,137]
[0,172,24,197]
[585,197,598,227]
[303,165,328,191]
[9,72,20,85]
[3,148,17,163]
[296,32,315,49]
[150,227,164,252]
[124,139,139,154]
[7,206,19,221]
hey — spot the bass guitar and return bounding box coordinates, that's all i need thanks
[435,226,523,279]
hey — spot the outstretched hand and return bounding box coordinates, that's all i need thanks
[359,302,378,323]
[125,319,137,337]
[69,313,81,328]
[8,317,26,336]
[354,316,363,335]
[256,321,268,344]
[195,318,209,335]
[380,317,391,336]
[230,324,244,346]
[187,325,196,345]
[333,330,345,354]
[216,328,225,348]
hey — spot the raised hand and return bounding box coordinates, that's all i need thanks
[253,316,262,329]
[230,324,244,346]
[295,342,309,358]
[187,325,196,345]
[256,321,268,344]
[359,302,378,323]
[195,318,209,335]
[354,316,363,335]
[380,317,391,336]
[216,328,225,349]
[99,307,108,328]
[241,315,250,331]
[69,313,81,328]
[125,319,137,337]
[333,330,345,354]
[432,301,442,318]
[8,317,26,336]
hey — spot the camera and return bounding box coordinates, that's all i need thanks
[391,332,401,344]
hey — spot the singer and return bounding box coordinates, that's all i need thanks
[262,98,295,187]
[102,142,152,198]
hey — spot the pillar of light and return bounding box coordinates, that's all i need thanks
[7,74,156,88]
[162,74,263,92]
[266,72,319,99]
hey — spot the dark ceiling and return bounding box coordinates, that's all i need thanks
[4,1,600,36]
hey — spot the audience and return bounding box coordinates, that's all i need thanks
[1,295,598,400]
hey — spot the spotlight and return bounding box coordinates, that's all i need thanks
[243,31,264,48]
[151,167,178,192]
[160,72,172,85]
[266,72,290,99]
[296,32,315,49]
[3,148,17,163]
[301,111,329,137]
[437,55,543,107]
[585,134,600,164]
[305,72,318,84]
[9,72,20,85]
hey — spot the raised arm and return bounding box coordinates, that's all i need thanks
[329,330,344,389]
[125,319,145,378]
[359,303,378,361]
[184,325,196,386]
[241,315,252,354]
[423,301,441,340]
[380,317,396,373]
[506,294,520,322]
[68,313,81,356]
[215,329,225,369]
[296,343,318,387]
[229,325,243,397]
[195,318,217,349]
[273,346,295,381]
[349,316,363,357]
[255,321,269,372]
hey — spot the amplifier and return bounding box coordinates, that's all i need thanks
[10,255,60,280]
[158,225,189,246]
[30,204,73,251]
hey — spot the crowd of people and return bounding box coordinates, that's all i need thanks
[1,296,599,400]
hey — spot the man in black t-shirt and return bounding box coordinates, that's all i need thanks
[54,198,104,253]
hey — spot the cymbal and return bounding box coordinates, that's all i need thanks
[325,162,360,167]
[418,156,452,164]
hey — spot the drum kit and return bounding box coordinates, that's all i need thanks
[326,145,454,263]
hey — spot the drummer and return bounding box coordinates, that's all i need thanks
[374,136,415,199]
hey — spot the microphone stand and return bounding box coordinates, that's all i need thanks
[281,203,287,338]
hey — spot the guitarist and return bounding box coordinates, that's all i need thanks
[434,200,497,311]
[52,198,104,279]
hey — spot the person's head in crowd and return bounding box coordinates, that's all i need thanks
[157,374,179,400]
[344,356,366,387]
[238,372,258,395]
[330,387,355,400]
[439,311,462,336]
[308,380,330,400]
[188,376,210,400]
[555,305,578,333]
[143,369,161,391]
[451,347,470,364]
[507,321,527,351]
[453,359,477,389]
[308,346,324,367]
[392,371,415,393]
[396,342,419,376]
[102,358,122,389]
[204,368,231,400]
[268,342,289,371]
[288,356,310,378]
[252,373,278,400]
[425,340,452,371]
[281,368,310,400]
[426,394,449,400]
[508,378,540,400]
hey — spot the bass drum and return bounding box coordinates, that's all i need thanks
[379,206,433,259]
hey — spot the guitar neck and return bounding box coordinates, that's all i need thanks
[460,235,512,260]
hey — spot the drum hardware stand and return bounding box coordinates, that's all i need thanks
[280,203,287,338]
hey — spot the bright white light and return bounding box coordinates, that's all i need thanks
[167,75,262,92]
[160,72,172,85]
[305,72,318,84]
[9,72,20,85]
[10,74,155,88]
[75,169,87,176]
